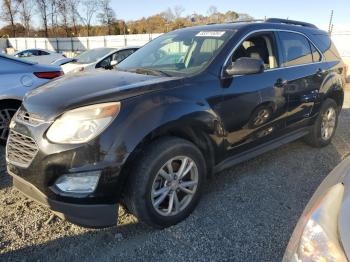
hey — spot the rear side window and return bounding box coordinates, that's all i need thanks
[39,50,50,55]
[278,32,315,67]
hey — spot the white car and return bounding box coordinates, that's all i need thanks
[0,54,63,142]
[61,47,139,74]
[14,49,66,65]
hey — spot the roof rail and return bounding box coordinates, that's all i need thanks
[207,19,264,25]
[266,18,318,29]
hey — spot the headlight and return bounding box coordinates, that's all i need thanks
[54,171,101,195]
[46,102,120,144]
[285,184,348,262]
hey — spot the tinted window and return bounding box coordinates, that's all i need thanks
[96,55,112,68]
[313,34,341,61]
[31,50,40,56]
[113,49,135,63]
[39,50,50,55]
[278,32,313,67]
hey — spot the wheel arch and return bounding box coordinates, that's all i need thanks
[0,98,22,109]
[321,72,345,109]
[121,120,217,180]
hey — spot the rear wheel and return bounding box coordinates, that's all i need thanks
[123,137,206,228]
[0,103,19,144]
[304,98,339,147]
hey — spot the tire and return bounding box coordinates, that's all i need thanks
[304,98,339,147]
[123,137,206,228]
[0,103,20,145]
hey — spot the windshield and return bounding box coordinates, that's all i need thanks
[117,29,235,76]
[74,48,114,64]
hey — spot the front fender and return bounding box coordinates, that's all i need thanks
[106,91,221,163]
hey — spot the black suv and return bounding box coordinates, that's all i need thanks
[6,19,346,228]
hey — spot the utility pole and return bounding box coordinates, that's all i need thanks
[328,10,334,34]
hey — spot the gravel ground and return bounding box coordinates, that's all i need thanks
[1,86,350,262]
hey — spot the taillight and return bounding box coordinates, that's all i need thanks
[34,71,64,79]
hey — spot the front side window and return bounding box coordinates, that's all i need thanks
[118,29,235,76]
[113,49,135,63]
[231,32,279,70]
[278,32,314,67]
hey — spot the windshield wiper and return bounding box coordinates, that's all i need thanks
[128,67,171,77]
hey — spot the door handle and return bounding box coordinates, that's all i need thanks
[275,78,288,88]
[316,68,326,77]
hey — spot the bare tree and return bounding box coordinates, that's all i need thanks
[1,0,21,37]
[19,0,34,36]
[67,0,80,35]
[36,0,50,37]
[48,0,58,34]
[161,7,175,22]
[207,5,218,16]
[57,0,69,36]
[207,5,219,23]
[97,0,116,35]
[80,0,98,36]
[173,5,185,19]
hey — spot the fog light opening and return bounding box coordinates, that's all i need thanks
[54,171,101,195]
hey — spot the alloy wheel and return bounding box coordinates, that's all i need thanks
[151,156,199,216]
[0,108,17,141]
[321,107,336,141]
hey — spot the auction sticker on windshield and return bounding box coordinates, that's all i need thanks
[196,31,226,37]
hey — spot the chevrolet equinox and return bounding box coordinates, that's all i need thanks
[6,18,347,228]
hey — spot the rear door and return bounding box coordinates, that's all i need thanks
[275,31,325,127]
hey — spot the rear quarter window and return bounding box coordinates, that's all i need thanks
[313,34,341,61]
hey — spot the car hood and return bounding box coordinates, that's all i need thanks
[23,70,182,120]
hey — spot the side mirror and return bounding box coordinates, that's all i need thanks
[110,60,118,67]
[224,57,265,77]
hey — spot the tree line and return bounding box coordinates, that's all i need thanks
[0,1,253,38]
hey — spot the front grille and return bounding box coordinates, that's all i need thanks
[16,109,45,126]
[6,131,38,168]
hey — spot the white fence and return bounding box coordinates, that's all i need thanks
[6,34,163,53]
[4,32,349,57]
[332,32,350,57]
[0,39,8,51]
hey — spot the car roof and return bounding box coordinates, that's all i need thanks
[176,19,327,35]
[17,48,54,53]
[117,46,140,51]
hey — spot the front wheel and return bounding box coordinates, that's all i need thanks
[0,104,19,145]
[123,137,206,228]
[304,98,339,147]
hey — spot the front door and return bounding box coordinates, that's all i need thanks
[217,31,290,155]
